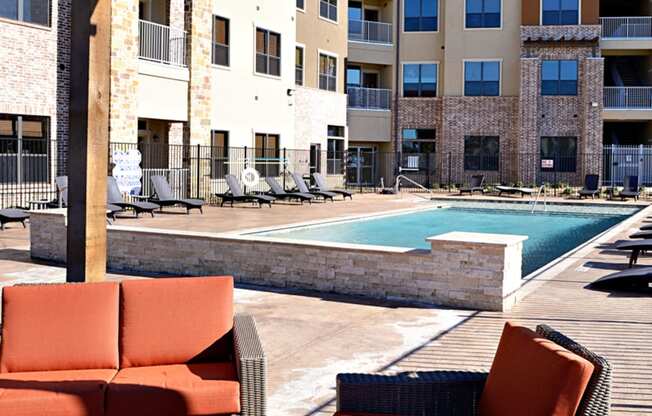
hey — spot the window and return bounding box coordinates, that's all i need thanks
[297,0,305,10]
[542,0,579,25]
[404,0,438,32]
[464,136,499,171]
[319,53,337,92]
[542,60,578,96]
[0,0,49,26]
[295,46,304,86]
[255,133,280,177]
[402,129,436,153]
[464,61,500,96]
[320,0,337,22]
[211,131,229,179]
[403,63,437,97]
[466,0,500,28]
[0,114,50,184]
[327,127,345,175]
[256,28,281,76]
[541,137,577,172]
[212,16,229,66]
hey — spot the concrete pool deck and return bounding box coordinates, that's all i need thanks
[1,193,651,414]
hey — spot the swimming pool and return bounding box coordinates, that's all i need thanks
[258,203,635,276]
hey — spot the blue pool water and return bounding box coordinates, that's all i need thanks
[260,207,630,276]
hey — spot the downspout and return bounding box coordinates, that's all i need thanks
[393,0,402,177]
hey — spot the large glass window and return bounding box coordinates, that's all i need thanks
[542,0,579,25]
[327,131,345,175]
[403,63,437,97]
[256,28,281,76]
[0,114,50,184]
[465,0,500,28]
[295,46,304,86]
[212,16,229,67]
[255,133,280,177]
[464,61,500,96]
[541,60,578,96]
[347,65,361,88]
[320,0,338,22]
[464,136,499,171]
[404,0,438,32]
[0,0,49,26]
[211,131,229,179]
[319,53,338,92]
[541,137,577,172]
[402,129,436,153]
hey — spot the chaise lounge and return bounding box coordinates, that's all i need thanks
[150,175,205,214]
[618,175,640,201]
[590,267,652,293]
[54,176,123,220]
[496,185,535,198]
[459,175,485,196]
[579,174,600,199]
[216,174,276,208]
[616,239,652,267]
[107,177,160,217]
[0,276,266,416]
[313,173,352,200]
[0,209,29,230]
[291,172,337,202]
[265,177,315,204]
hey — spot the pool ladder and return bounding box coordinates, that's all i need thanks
[530,185,548,213]
[394,175,434,200]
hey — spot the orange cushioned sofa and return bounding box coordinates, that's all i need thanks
[0,276,266,416]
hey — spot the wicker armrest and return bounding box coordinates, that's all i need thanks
[233,314,266,416]
[336,371,488,416]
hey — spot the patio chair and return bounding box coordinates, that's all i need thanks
[107,176,160,217]
[496,185,535,198]
[335,322,611,416]
[216,174,276,208]
[459,175,485,196]
[619,176,640,201]
[313,172,353,200]
[0,209,29,230]
[150,175,205,214]
[291,172,337,202]
[265,177,315,204]
[53,176,122,220]
[579,174,600,199]
[616,238,652,267]
[590,267,652,293]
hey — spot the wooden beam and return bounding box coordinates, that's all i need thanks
[67,0,111,283]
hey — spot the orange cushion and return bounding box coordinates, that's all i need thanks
[0,282,119,373]
[479,322,595,416]
[119,276,234,368]
[0,368,117,416]
[106,362,240,416]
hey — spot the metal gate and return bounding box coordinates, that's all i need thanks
[347,147,377,186]
[604,145,652,186]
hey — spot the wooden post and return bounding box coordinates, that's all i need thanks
[66,0,111,283]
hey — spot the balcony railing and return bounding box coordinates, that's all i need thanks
[347,87,391,110]
[348,19,393,45]
[601,17,652,39]
[604,87,652,109]
[139,20,187,67]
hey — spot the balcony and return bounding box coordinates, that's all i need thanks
[601,17,652,39]
[348,19,393,45]
[139,20,187,67]
[604,87,652,109]
[347,87,391,111]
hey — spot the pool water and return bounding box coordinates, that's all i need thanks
[259,207,629,276]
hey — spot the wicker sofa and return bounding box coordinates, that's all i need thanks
[335,324,612,416]
[0,276,266,416]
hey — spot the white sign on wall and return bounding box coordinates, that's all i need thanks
[112,149,143,195]
[541,159,554,169]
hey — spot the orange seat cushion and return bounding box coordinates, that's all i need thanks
[0,282,119,373]
[106,362,240,416]
[479,322,595,416]
[0,368,117,416]
[119,276,234,368]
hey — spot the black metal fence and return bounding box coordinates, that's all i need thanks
[2,141,652,209]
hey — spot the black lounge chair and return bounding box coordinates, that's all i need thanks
[291,172,337,202]
[53,176,122,220]
[616,239,652,267]
[0,209,29,230]
[459,175,485,196]
[313,173,352,200]
[496,185,535,198]
[107,177,160,217]
[579,174,600,199]
[618,175,640,201]
[150,175,205,214]
[265,177,314,204]
[216,175,275,208]
[590,267,652,293]
[640,224,652,231]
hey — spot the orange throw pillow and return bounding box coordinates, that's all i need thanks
[479,322,595,416]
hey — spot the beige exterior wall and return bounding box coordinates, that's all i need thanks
[137,62,189,122]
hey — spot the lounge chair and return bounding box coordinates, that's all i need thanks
[313,173,353,200]
[496,185,535,197]
[290,172,337,202]
[579,174,600,199]
[630,230,652,239]
[53,176,122,220]
[640,224,652,231]
[590,267,652,293]
[265,177,314,204]
[459,175,485,196]
[0,209,29,230]
[618,175,640,201]
[616,239,652,267]
[216,174,276,208]
[107,176,160,217]
[150,175,205,214]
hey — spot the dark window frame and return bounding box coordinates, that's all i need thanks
[295,46,304,86]
[0,0,50,27]
[402,63,438,98]
[255,133,281,177]
[327,136,345,175]
[464,61,500,97]
[541,0,579,25]
[255,28,281,77]
[320,0,338,22]
[319,53,338,92]
[404,0,438,32]
[0,114,50,184]
[464,135,500,171]
[465,0,501,29]
[212,15,230,67]
[540,136,577,173]
[541,59,578,96]
[210,130,229,179]
[296,0,305,11]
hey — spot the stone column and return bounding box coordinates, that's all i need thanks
[168,0,185,31]
[518,57,540,186]
[581,57,605,180]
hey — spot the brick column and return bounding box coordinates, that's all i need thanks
[109,0,139,144]
[518,57,540,185]
[581,57,604,180]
